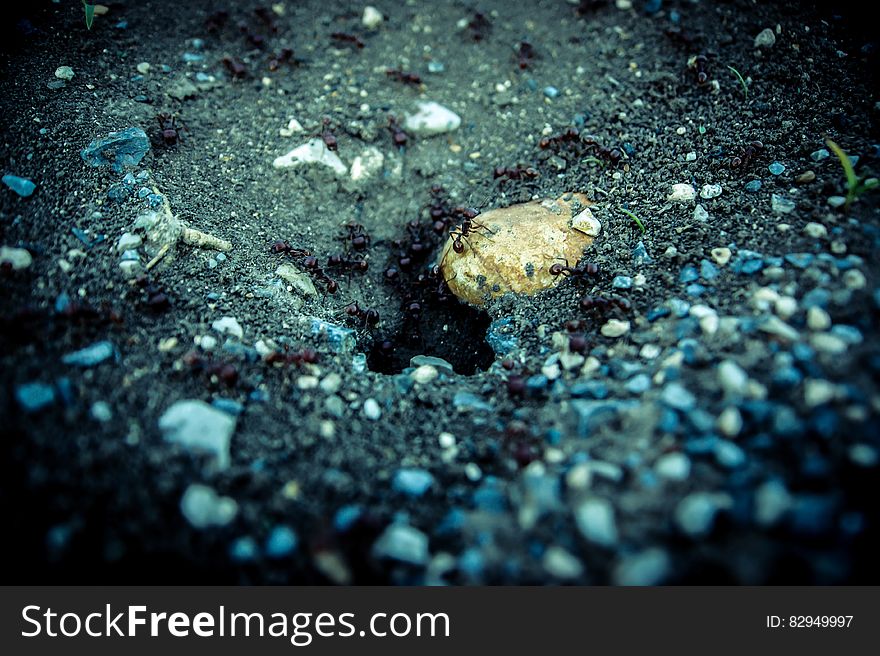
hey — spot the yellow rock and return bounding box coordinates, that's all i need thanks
[438,193,596,306]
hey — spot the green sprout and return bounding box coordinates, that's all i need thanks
[619,206,646,234]
[581,156,605,168]
[825,138,879,209]
[82,1,95,30]
[727,65,748,99]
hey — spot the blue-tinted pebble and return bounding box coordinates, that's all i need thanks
[212,397,244,416]
[571,400,634,436]
[784,253,815,269]
[612,275,633,289]
[657,408,681,433]
[15,382,55,413]
[687,408,715,433]
[810,149,829,162]
[679,265,699,283]
[622,142,636,157]
[137,187,151,198]
[685,283,706,297]
[772,366,802,389]
[229,536,258,562]
[810,408,839,438]
[715,441,747,468]
[831,324,862,344]
[644,0,663,14]
[54,291,71,313]
[569,380,609,399]
[646,306,671,321]
[668,298,690,317]
[458,548,485,578]
[115,20,128,29]
[768,162,785,175]
[453,391,493,412]
[625,373,651,394]
[264,525,298,558]
[427,60,445,73]
[81,127,150,173]
[333,505,362,533]
[544,428,562,445]
[182,52,204,63]
[633,240,653,265]
[473,477,508,512]
[744,179,762,192]
[61,340,115,367]
[310,318,355,353]
[543,86,559,98]
[2,174,37,197]
[683,436,719,455]
[700,259,719,280]
[661,383,696,411]
[485,316,518,355]
[392,468,435,497]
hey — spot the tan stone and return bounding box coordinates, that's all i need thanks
[438,193,595,306]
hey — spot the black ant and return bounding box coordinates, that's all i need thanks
[387,115,409,148]
[268,47,295,71]
[549,260,599,281]
[341,222,370,251]
[467,11,491,41]
[331,32,365,49]
[344,301,380,327]
[327,253,369,273]
[320,117,338,152]
[579,294,630,314]
[270,240,311,257]
[449,207,492,254]
[156,113,186,146]
[222,56,248,79]
[493,165,539,183]
[515,41,537,69]
[729,141,764,169]
[689,55,710,86]
[264,346,320,366]
[385,69,422,86]
[301,255,338,294]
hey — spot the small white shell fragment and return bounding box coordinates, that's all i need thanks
[668,183,696,202]
[362,6,383,29]
[571,207,601,236]
[279,118,304,137]
[273,138,347,176]
[403,101,461,136]
[350,146,384,182]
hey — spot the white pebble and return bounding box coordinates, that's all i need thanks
[806,306,831,331]
[655,452,691,481]
[362,5,383,29]
[803,222,827,239]
[412,364,439,384]
[700,184,722,199]
[600,319,630,337]
[668,183,696,203]
[711,247,731,266]
[54,66,75,80]
[716,406,743,437]
[211,316,243,340]
[363,398,381,420]
[574,498,618,547]
[571,207,602,236]
[693,204,709,221]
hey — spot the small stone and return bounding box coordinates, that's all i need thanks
[744,179,762,192]
[81,127,150,173]
[570,207,601,236]
[754,480,792,527]
[543,546,583,580]
[90,401,113,422]
[612,275,632,289]
[640,343,661,359]
[62,341,115,367]
[711,247,731,266]
[827,196,847,208]
[771,194,795,213]
[2,174,37,197]
[806,306,831,331]
[265,525,299,558]
[675,492,731,537]
[810,332,847,355]
[349,146,384,183]
[0,245,33,270]
[363,398,381,420]
[810,148,830,162]
[159,400,236,470]
[574,498,618,547]
[319,373,342,394]
[410,355,454,373]
[372,524,429,566]
[54,66,75,80]
[601,319,630,337]
[273,139,347,176]
[700,183,722,199]
[655,452,691,481]
[15,382,55,413]
[843,269,866,290]
[116,232,142,252]
[136,62,151,75]
[403,101,461,136]
[361,5,383,29]
[279,118,304,137]
[760,315,799,341]
[768,161,785,175]
[297,375,319,390]
[211,316,243,339]
[180,484,238,529]
[754,28,776,48]
[310,318,356,353]
[716,406,743,437]
[392,468,435,496]
[804,379,836,407]
[661,382,696,411]
[796,170,816,184]
[613,548,670,585]
[693,204,709,221]
[849,444,878,468]
[275,263,318,296]
[803,222,827,239]
[412,364,439,384]
[668,183,696,202]
[717,360,749,398]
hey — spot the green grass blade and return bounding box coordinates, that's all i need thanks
[825,138,858,204]
[619,207,646,234]
[727,65,748,99]
[83,1,95,30]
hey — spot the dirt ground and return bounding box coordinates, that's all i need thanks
[1,0,878,584]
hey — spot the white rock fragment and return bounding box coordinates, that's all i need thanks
[690,304,719,335]
[810,332,847,355]
[600,319,630,337]
[754,481,791,527]
[273,138,347,176]
[403,101,461,136]
[159,400,236,470]
[136,62,151,75]
[349,146,384,182]
[570,207,602,236]
[806,306,831,331]
[279,118,304,137]
[116,232,142,252]
[754,28,776,48]
[803,222,827,239]
[716,406,743,437]
[804,379,837,407]
[212,316,244,339]
[655,452,691,481]
[363,398,381,420]
[760,315,800,342]
[711,247,731,266]
[613,548,670,586]
[700,184,722,199]
[55,66,75,80]
[717,360,749,398]
[372,524,429,565]
[543,546,584,580]
[412,364,439,384]
[276,263,318,296]
[362,5,383,29]
[574,498,618,547]
[0,245,33,270]
[693,204,709,221]
[180,484,238,529]
[675,492,732,537]
[668,183,696,203]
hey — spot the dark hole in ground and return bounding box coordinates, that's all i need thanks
[366,300,496,376]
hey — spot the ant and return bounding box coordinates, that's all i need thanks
[156,113,186,146]
[387,115,409,148]
[270,240,311,257]
[539,127,582,150]
[729,140,764,169]
[515,41,537,69]
[493,165,539,182]
[344,301,380,327]
[449,207,492,254]
[688,55,710,86]
[467,11,491,41]
[301,255,338,294]
[268,47,295,71]
[385,69,422,86]
[264,346,319,366]
[327,253,369,273]
[222,56,248,79]
[549,259,600,281]
[319,117,338,152]
[579,294,631,314]
[331,32,365,49]
[341,222,370,251]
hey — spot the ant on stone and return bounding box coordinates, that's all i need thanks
[156,113,186,146]
[344,301,380,327]
[449,206,493,254]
